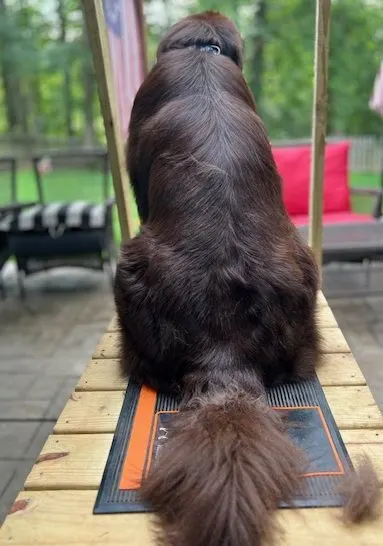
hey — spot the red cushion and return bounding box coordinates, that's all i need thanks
[272,142,351,216]
[291,211,373,227]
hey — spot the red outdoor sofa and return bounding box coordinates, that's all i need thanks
[272,141,383,264]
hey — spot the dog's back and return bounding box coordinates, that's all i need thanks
[118,24,319,389]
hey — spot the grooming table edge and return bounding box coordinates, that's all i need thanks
[1,292,383,545]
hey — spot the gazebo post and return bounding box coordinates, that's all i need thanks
[309,0,332,276]
[82,0,135,242]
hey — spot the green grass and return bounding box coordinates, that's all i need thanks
[0,168,140,242]
[350,172,381,214]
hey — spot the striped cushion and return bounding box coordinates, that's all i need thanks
[0,201,110,233]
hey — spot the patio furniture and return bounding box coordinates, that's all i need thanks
[272,141,383,264]
[0,293,381,544]
[0,150,116,298]
[0,156,37,298]
[298,221,383,265]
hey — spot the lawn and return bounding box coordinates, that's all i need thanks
[350,172,381,214]
[0,168,381,241]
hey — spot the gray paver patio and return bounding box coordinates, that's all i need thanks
[0,261,382,525]
[0,264,114,523]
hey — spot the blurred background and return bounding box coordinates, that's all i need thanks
[0,0,382,526]
[1,0,382,145]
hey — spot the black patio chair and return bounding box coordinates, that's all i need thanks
[0,157,36,297]
[1,149,116,299]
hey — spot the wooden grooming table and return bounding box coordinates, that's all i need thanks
[1,292,382,545]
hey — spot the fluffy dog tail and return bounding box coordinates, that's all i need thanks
[141,374,381,545]
[141,380,304,546]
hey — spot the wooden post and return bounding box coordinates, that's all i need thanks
[82,0,134,242]
[135,0,149,77]
[309,0,332,272]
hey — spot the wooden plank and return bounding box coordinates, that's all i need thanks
[316,353,365,386]
[55,386,382,435]
[308,0,332,269]
[2,489,383,546]
[24,433,383,491]
[107,315,119,332]
[324,386,383,429]
[320,327,350,353]
[106,304,338,333]
[94,327,350,359]
[317,291,327,306]
[79,353,364,393]
[341,429,383,444]
[0,490,154,546]
[54,391,124,434]
[25,435,113,491]
[316,305,338,327]
[93,333,119,359]
[76,359,126,391]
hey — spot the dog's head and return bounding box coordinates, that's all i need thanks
[157,11,244,69]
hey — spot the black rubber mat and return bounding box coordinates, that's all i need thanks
[94,376,353,514]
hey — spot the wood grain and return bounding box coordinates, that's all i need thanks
[320,328,350,353]
[25,435,113,490]
[94,327,350,360]
[3,489,383,546]
[316,354,366,386]
[316,305,338,327]
[55,386,382,435]
[78,353,364,393]
[54,391,124,434]
[107,315,119,332]
[76,359,126,391]
[324,386,382,429]
[317,291,328,307]
[341,429,383,444]
[24,434,383,491]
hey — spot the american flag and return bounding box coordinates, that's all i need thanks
[103,0,146,140]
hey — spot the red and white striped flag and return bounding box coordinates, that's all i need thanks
[103,0,146,140]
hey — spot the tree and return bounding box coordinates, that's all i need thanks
[81,2,96,147]
[248,0,267,109]
[0,0,25,133]
[57,0,74,138]
[0,0,382,144]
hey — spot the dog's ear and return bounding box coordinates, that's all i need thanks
[157,11,244,69]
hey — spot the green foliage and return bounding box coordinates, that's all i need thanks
[145,0,383,139]
[0,0,382,143]
[0,0,101,142]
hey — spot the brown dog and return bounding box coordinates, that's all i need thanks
[114,11,379,546]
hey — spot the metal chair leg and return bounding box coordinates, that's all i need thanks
[17,270,26,301]
[103,250,115,290]
[364,259,372,292]
[0,277,5,299]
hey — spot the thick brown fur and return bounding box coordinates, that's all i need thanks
[114,11,380,545]
[141,384,307,546]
